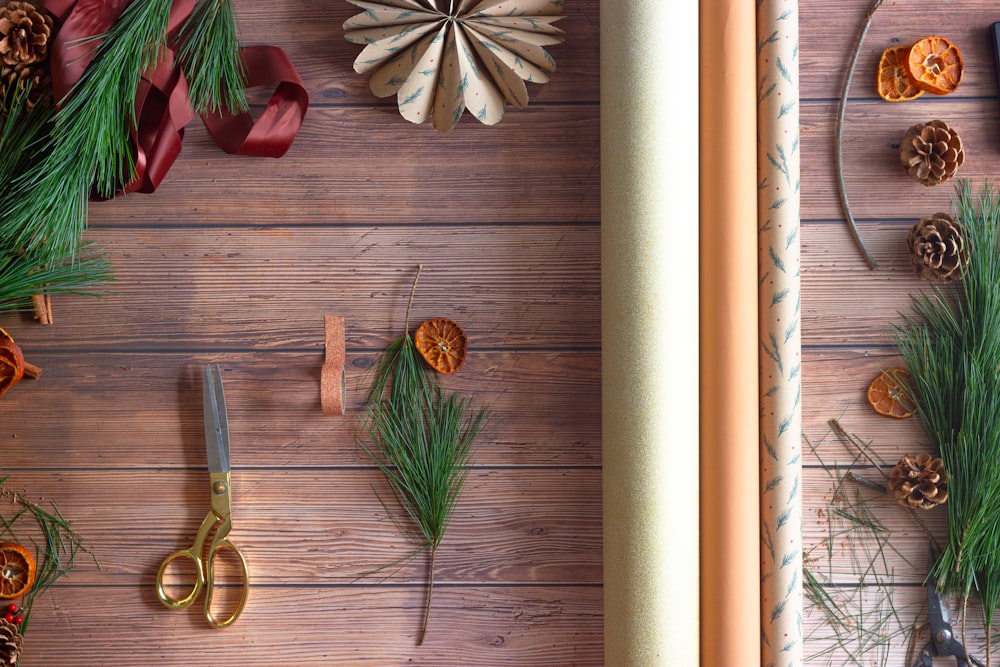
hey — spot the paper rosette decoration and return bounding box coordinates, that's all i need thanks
[344,0,565,131]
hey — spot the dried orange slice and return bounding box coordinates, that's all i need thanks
[415,318,468,374]
[876,45,924,102]
[0,328,25,400]
[0,542,35,600]
[867,368,913,419]
[907,36,963,95]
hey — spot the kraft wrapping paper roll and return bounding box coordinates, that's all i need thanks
[757,0,803,665]
[700,0,762,664]
[601,2,700,666]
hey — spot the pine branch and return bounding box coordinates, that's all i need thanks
[177,0,248,114]
[0,245,111,313]
[893,180,1000,637]
[0,0,172,262]
[358,268,486,645]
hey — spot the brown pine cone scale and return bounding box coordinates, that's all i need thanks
[899,120,964,186]
[907,212,969,282]
[888,453,948,510]
[0,1,52,67]
[0,618,21,667]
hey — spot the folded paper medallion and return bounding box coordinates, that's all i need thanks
[344,0,564,131]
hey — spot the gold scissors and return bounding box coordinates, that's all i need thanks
[155,363,249,628]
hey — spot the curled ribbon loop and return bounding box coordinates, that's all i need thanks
[38,0,308,197]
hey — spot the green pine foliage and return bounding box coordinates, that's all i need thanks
[0,0,248,310]
[893,179,1000,630]
[177,0,248,114]
[358,269,486,645]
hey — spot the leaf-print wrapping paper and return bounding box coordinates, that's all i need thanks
[600,1,700,665]
[757,0,803,665]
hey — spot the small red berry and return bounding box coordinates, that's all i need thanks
[13,616,22,624]
[5,604,14,612]
[3,613,12,623]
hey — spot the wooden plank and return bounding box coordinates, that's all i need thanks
[0,469,600,587]
[0,352,599,468]
[802,220,957,346]
[231,1,599,106]
[802,466,944,585]
[802,347,927,463]
[800,0,999,100]
[801,99,1000,223]
[16,585,603,666]
[85,105,600,226]
[1,225,599,350]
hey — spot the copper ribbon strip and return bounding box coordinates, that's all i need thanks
[321,316,346,416]
[39,0,308,196]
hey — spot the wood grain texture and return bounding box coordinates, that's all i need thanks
[0,1,601,665]
[800,0,1000,661]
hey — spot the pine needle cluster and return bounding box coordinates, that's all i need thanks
[358,270,486,645]
[893,179,1000,633]
[0,0,247,311]
[0,473,97,637]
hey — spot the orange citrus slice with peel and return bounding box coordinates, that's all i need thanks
[0,328,25,400]
[907,36,963,95]
[0,542,35,600]
[415,318,468,374]
[876,45,924,102]
[867,368,913,419]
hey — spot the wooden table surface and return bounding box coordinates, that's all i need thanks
[0,2,601,665]
[6,0,995,664]
[801,0,1000,664]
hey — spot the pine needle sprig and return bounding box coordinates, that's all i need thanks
[358,266,487,645]
[893,179,1000,637]
[0,474,97,638]
[0,245,112,312]
[0,0,172,262]
[0,85,112,307]
[177,0,248,114]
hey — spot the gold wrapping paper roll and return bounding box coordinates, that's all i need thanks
[601,1,700,666]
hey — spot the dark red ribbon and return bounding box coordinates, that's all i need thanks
[38,0,308,197]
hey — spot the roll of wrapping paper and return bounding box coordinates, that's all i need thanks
[757,0,803,664]
[600,1,700,665]
[701,0,762,663]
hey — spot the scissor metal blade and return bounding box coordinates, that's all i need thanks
[203,364,231,473]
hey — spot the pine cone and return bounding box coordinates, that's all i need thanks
[888,453,948,510]
[899,120,964,186]
[907,212,969,282]
[0,1,52,67]
[0,61,48,110]
[0,619,21,667]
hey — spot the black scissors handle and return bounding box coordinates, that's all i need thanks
[913,640,987,667]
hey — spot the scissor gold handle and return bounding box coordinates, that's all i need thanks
[155,548,205,610]
[203,537,250,629]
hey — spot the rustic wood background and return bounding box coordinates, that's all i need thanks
[0,2,601,665]
[800,0,1000,664]
[8,0,996,664]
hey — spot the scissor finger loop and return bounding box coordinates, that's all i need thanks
[203,538,250,628]
[155,549,205,610]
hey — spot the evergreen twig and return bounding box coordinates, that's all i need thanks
[358,267,486,645]
[893,180,1000,659]
[0,474,97,638]
[0,0,172,262]
[177,0,248,114]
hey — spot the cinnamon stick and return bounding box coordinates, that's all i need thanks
[31,294,52,325]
